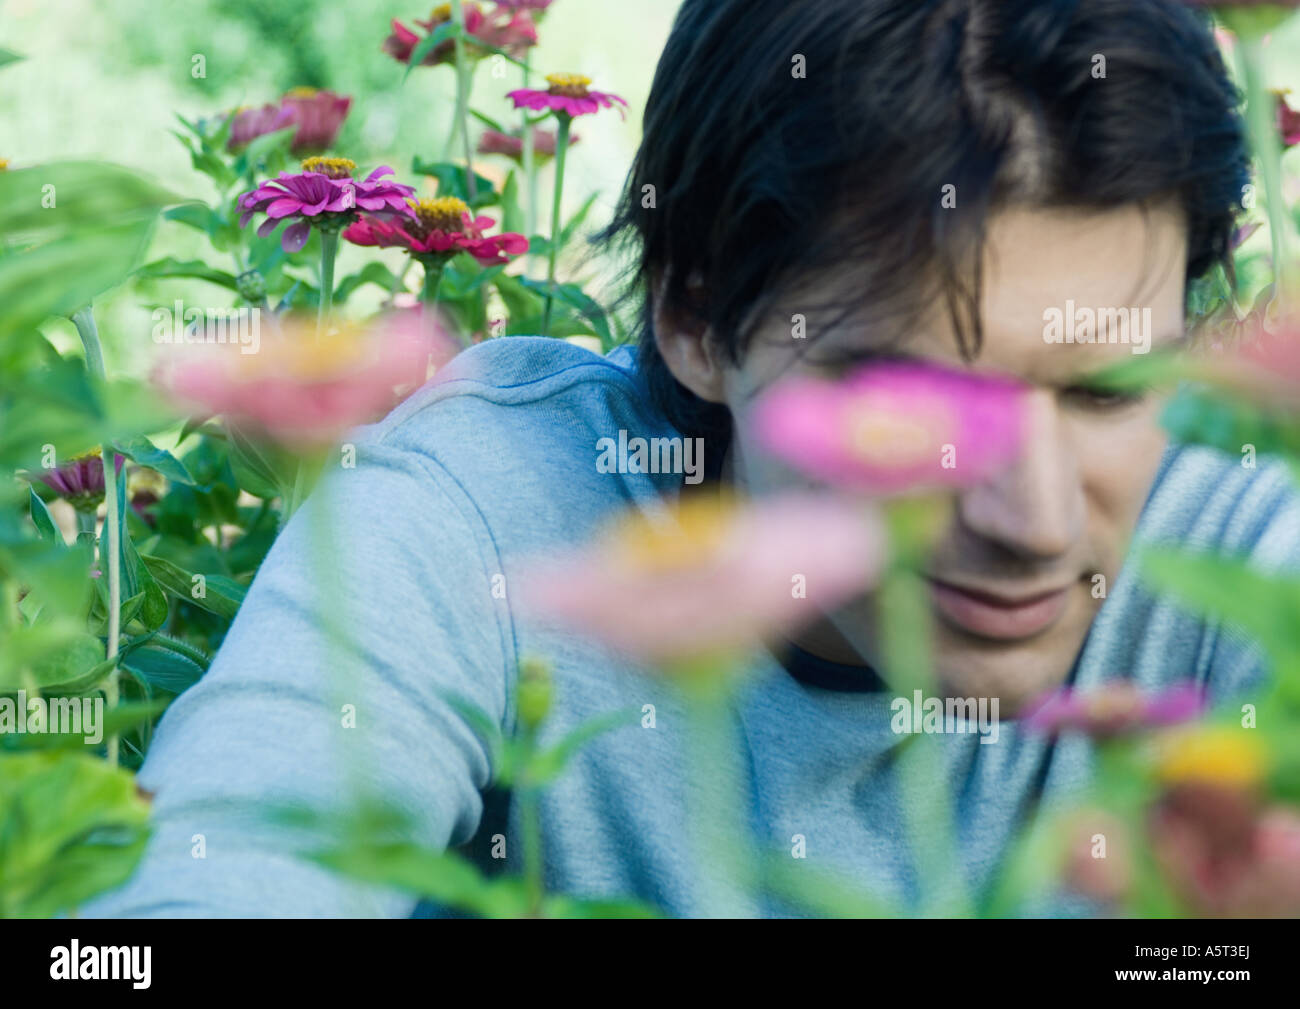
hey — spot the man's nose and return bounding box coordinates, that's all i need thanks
[956,390,1083,560]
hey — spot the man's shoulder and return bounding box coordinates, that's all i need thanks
[362,337,671,457]
[1139,443,1300,566]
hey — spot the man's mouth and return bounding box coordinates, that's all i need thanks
[926,577,1074,641]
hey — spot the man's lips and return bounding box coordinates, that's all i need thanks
[927,577,1073,641]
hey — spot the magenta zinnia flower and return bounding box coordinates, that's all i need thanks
[32,448,125,514]
[343,197,527,266]
[753,359,1027,496]
[238,157,415,253]
[384,2,537,66]
[508,73,628,120]
[228,88,352,156]
[518,493,885,668]
[477,126,578,164]
[1021,683,1206,738]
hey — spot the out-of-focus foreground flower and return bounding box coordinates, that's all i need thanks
[518,493,885,668]
[1148,726,1300,917]
[753,360,1028,496]
[153,313,450,448]
[227,88,352,156]
[1022,683,1207,739]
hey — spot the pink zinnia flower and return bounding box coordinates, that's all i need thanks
[753,360,1027,496]
[1021,683,1206,738]
[228,88,352,156]
[31,448,125,514]
[343,196,527,266]
[477,126,578,164]
[508,73,628,120]
[238,157,416,253]
[384,2,537,66]
[518,493,885,668]
[154,314,452,449]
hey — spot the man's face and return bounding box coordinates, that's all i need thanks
[710,204,1188,711]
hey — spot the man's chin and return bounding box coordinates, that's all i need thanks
[932,636,1083,717]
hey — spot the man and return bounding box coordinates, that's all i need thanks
[91,0,1300,916]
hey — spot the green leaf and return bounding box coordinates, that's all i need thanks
[139,554,245,620]
[28,489,58,545]
[468,108,507,134]
[402,21,460,81]
[0,48,23,71]
[310,842,528,917]
[135,256,240,292]
[1140,548,1300,667]
[0,218,158,338]
[226,425,292,500]
[411,158,499,209]
[112,434,197,486]
[525,707,637,786]
[119,643,205,694]
[0,751,151,917]
[334,262,404,304]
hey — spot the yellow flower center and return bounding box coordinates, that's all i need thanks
[410,197,470,234]
[69,447,104,463]
[0,158,9,172]
[546,73,593,99]
[300,156,356,179]
[844,401,949,469]
[228,318,374,383]
[431,4,452,22]
[284,86,320,98]
[1155,726,1267,788]
[604,496,738,574]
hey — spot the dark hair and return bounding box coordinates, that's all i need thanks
[597,0,1248,444]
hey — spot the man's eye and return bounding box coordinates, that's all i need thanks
[1061,384,1150,410]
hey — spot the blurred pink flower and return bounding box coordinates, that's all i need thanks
[477,126,578,164]
[1022,683,1206,739]
[518,493,884,667]
[508,73,627,119]
[753,360,1027,496]
[1151,785,1300,918]
[1198,319,1300,414]
[238,158,416,253]
[31,448,124,515]
[228,89,352,156]
[343,196,527,266]
[154,314,451,448]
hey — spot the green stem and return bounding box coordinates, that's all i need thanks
[1236,35,1295,306]
[521,54,539,266]
[876,502,969,917]
[420,258,446,305]
[71,305,122,767]
[317,229,339,337]
[542,115,572,337]
[450,0,477,204]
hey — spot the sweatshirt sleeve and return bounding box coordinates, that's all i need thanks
[83,433,517,917]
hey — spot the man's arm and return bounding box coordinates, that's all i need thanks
[85,434,515,917]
